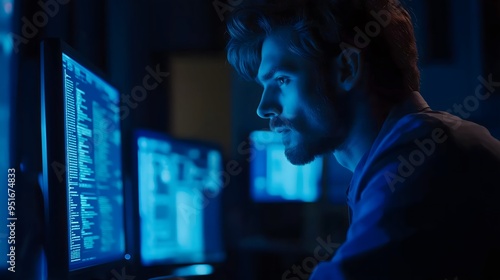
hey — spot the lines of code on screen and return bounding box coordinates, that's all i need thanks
[63,53,125,271]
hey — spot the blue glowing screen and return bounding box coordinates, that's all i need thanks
[0,0,13,269]
[63,53,125,270]
[137,132,224,266]
[250,131,323,202]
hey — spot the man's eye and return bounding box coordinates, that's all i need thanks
[276,77,288,86]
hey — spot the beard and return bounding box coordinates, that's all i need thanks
[284,144,315,165]
[284,133,340,165]
[282,94,351,165]
[273,68,352,165]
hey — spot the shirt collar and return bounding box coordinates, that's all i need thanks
[349,91,430,188]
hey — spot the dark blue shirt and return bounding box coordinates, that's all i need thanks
[311,92,500,280]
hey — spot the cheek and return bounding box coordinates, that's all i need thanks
[305,98,337,132]
[286,105,326,139]
[283,84,335,133]
[281,90,301,116]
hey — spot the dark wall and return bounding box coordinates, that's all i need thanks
[7,0,500,279]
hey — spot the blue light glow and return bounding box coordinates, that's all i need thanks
[62,53,125,270]
[137,133,224,266]
[173,264,213,276]
[250,131,323,202]
[0,0,13,269]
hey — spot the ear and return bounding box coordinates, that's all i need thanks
[335,47,362,92]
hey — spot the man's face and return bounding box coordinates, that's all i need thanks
[256,28,349,165]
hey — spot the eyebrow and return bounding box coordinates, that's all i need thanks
[257,66,278,85]
[257,64,295,85]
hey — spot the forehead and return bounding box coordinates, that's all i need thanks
[260,28,294,60]
[257,28,307,81]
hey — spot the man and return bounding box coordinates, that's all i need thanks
[226,0,500,279]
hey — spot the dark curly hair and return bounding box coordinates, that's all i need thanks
[226,0,420,94]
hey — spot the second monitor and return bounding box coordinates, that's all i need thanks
[134,130,225,275]
[250,130,323,203]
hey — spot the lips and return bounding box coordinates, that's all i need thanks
[270,117,291,134]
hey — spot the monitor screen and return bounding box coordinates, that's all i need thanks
[41,39,128,279]
[135,130,224,266]
[62,52,125,270]
[0,0,14,271]
[249,131,323,202]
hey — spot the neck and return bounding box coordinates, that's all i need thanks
[332,88,423,171]
[333,95,383,172]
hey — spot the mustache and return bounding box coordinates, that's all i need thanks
[270,117,293,131]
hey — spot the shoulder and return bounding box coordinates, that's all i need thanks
[370,109,500,170]
[354,109,500,201]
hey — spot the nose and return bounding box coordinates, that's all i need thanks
[256,88,280,119]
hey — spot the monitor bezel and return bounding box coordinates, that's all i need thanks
[41,38,130,280]
[131,129,226,278]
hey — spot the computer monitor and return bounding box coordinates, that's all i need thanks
[0,0,14,274]
[133,129,225,277]
[249,130,323,202]
[41,39,128,279]
[0,0,13,272]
